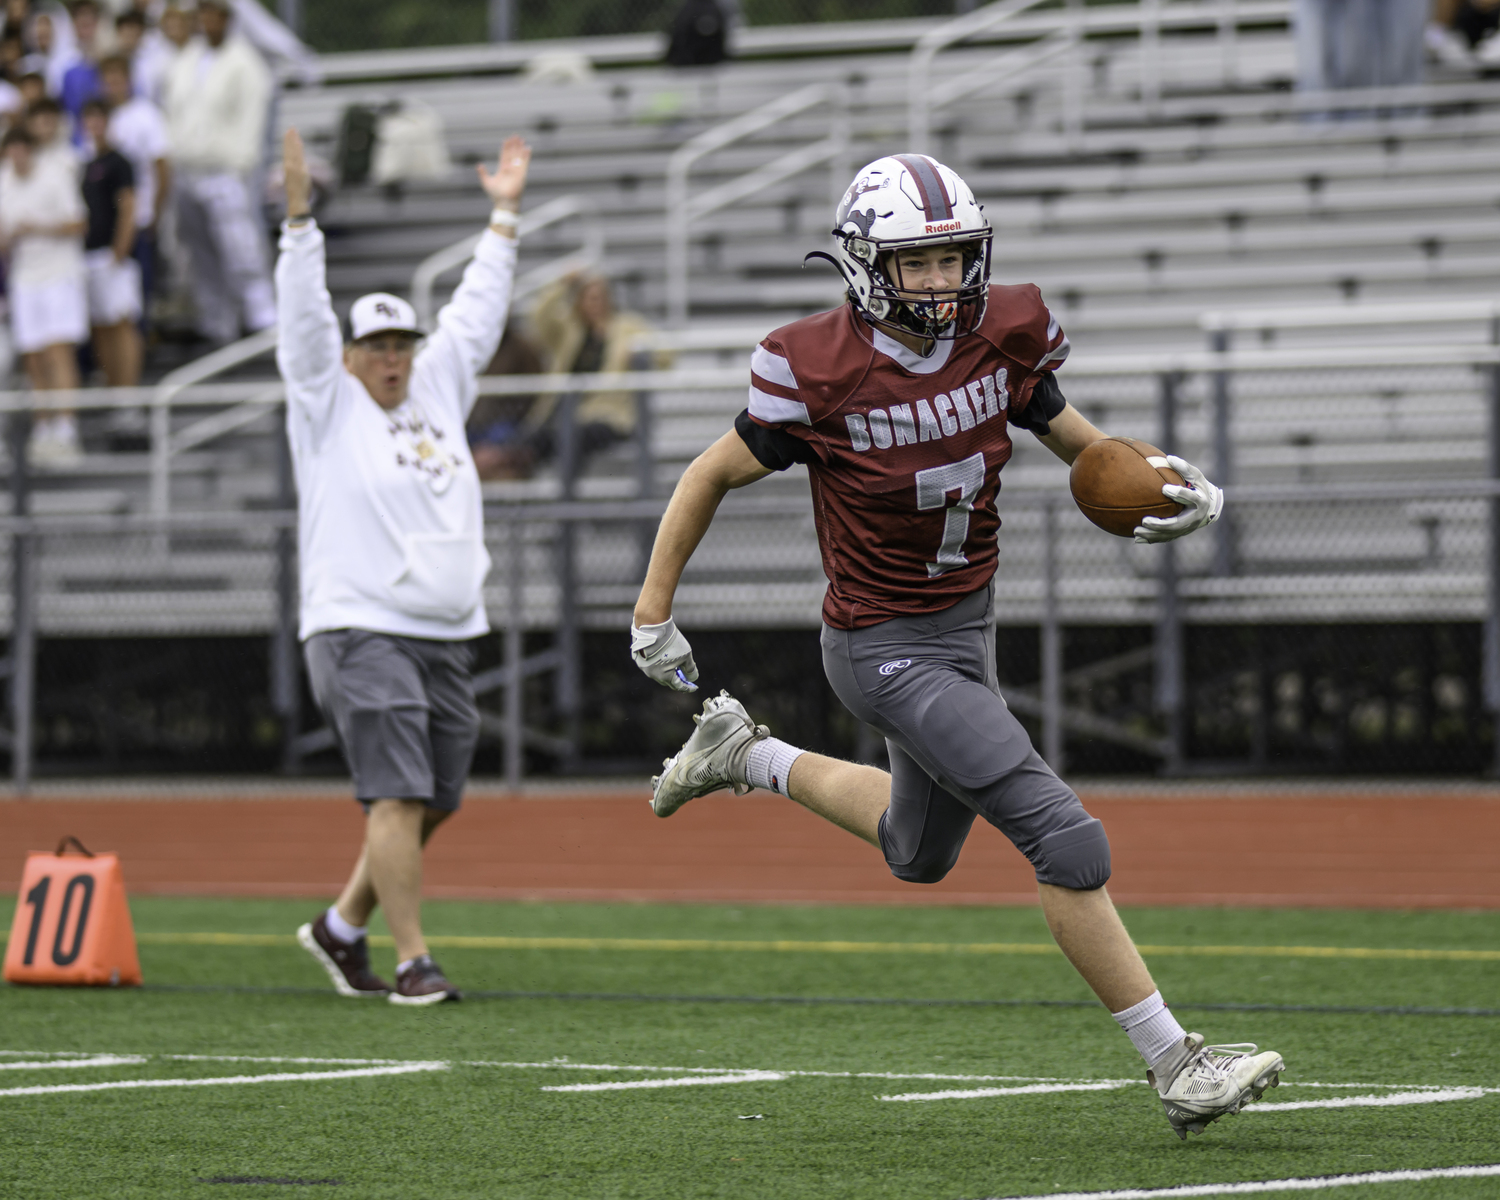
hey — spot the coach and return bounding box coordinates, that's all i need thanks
[277,128,531,1005]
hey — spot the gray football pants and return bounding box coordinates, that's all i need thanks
[820,586,1111,890]
[174,170,276,344]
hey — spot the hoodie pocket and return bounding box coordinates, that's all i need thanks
[388,531,491,621]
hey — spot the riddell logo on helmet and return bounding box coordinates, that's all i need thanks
[925,220,962,233]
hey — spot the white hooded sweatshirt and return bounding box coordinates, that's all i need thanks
[275,219,515,642]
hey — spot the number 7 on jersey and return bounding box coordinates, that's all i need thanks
[916,451,985,577]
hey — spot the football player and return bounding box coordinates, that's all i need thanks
[630,154,1279,1139]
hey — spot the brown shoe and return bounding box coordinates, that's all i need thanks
[388,954,461,1006]
[297,913,391,998]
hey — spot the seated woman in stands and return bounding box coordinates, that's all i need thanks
[479,272,669,481]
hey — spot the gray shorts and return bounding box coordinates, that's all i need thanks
[304,629,481,812]
[821,586,1109,888]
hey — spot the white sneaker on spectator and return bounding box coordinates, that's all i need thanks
[1477,31,1500,65]
[1427,23,1478,68]
[28,416,83,468]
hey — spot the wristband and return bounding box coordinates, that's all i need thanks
[489,207,519,230]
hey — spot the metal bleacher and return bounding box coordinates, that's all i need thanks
[16,0,1500,647]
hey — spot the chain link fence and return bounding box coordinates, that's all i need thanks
[2,342,1498,781]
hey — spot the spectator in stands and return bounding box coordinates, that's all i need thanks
[32,10,79,98]
[0,124,86,463]
[29,9,56,80]
[0,29,25,120]
[523,271,667,473]
[98,53,167,309]
[159,4,193,58]
[466,321,544,480]
[1294,0,1428,94]
[79,98,139,385]
[25,97,77,177]
[112,8,172,106]
[15,71,44,110]
[59,0,102,121]
[162,0,274,344]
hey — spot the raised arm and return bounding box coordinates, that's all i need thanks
[273,127,343,440]
[420,136,531,411]
[631,430,772,691]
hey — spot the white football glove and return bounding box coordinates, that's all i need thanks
[1134,455,1225,544]
[630,617,700,692]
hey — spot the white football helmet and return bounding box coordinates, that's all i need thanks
[810,154,993,343]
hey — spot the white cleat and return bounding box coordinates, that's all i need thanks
[1149,1033,1285,1140]
[650,690,767,818]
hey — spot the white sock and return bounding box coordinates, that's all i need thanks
[1112,991,1187,1068]
[744,736,805,797]
[324,906,366,945]
[396,957,416,976]
[52,414,78,444]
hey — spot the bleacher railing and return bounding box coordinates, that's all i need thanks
[664,84,850,327]
[5,323,1500,785]
[907,0,1292,153]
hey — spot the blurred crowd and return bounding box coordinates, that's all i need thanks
[0,0,280,464]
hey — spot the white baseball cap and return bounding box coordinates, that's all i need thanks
[348,292,423,342]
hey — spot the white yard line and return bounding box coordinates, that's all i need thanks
[976,1163,1500,1200]
[881,1082,1136,1102]
[1,1049,1494,1120]
[461,1058,1141,1085]
[0,1062,446,1098]
[894,1082,1497,1108]
[541,1071,787,1093]
[160,1054,414,1066]
[1246,1087,1489,1112]
[0,1056,146,1071]
[0,1050,111,1058]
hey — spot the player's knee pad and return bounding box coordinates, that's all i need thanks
[1032,817,1111,890]
[878,810,963,885]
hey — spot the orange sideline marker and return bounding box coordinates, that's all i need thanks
[3,837,142,986]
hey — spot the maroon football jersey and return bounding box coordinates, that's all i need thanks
[745,284,1068,629]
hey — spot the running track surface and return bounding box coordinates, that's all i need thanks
[2,785,1497,907]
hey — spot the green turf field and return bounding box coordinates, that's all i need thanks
[1,895,1497,1199]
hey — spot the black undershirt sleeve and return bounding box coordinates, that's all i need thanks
[1010,371,1067,436]
[734,409,818,471]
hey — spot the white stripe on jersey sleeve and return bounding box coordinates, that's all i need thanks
[1037,309,1070,369]
[1037,335,1071,370]
[751,345,800,390]
[748,385,811,426]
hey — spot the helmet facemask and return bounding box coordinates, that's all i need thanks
[866,230,993,342]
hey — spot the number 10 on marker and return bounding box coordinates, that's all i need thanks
[3,841,141,987]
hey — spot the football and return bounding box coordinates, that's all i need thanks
[1069,437,1185,538]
